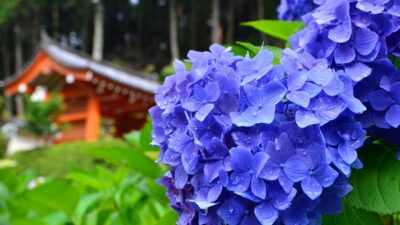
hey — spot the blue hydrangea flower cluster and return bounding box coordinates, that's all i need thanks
[277,0,319,21]
[290,0,400,129]
[150,43,364,224]
[151,0,400,224]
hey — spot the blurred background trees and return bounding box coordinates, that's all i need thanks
[0,0,280,81]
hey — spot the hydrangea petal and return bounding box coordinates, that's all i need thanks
[307,67,334,86]
[314,164,339,187]
[205,82,221,102]
[175,165,188,189]
[228,172,251,193]
[287,71,307,91]
[217,199,246,225]
[182,97,203,112]
[254,202,279,225]
[279,173,294,193]
[345,62,372,82]
[287,91,310,107]
[346,97,366,113]
[301,176,322,200]
[328,21,352,43]
[283,158,309,182]
[334,44,356,64]
[354,28,379,56]
[338,143,358,164]
[391,82,400,103]
[195,103,214,121]
[259,161,281,181]
[251,178,267,199]
[231,147,253,172]
[207,184,223,202]
[300,82,322,98]
[385,104,400,128]
[368,90,392,111]
[324,76,344,96]
[295,110,320,128]
[254,152,270,177]
[262,80,287,104]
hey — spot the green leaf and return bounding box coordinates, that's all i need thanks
[124,119,157,152]
[157,210,178,225]
[229,45,248,57]
[323,200,383,225]
[41,212,70,225]
[0,0,20,25]
[86,146,161,179]
[25,180,79,216]
[241,20,305,41]
[235,41,282,65]
[72,192,103,225]
[347,142,400,214]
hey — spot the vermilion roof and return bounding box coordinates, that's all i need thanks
[2,33,160,94]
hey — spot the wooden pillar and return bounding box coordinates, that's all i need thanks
[15,95,25,118]
[113,116,123,138]
[85,94,100,141]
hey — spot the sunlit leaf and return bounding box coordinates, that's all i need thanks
[236,41,282,65]
[323,200,383,225]
[347,142,400,214]
[241,20,304,41]
[25,180,79,216]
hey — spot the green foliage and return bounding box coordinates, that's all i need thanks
[160,61,192,82]
[0,0,20,25]
[85,142,162,179]
[0,133,8,159]
[9,140,123,177]
[235,41,283,65]
[23,94,66,137]
[25,180,80,217]
[241,20,305,41]
[230,45,248,57]
[347,142,400,214]
[323,200,383,225]
[1,120,175,225]
[124,118,156,152]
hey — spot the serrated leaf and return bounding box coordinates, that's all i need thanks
[229,45,248,57]
[235,41,282,65]
[86,146,161,179]
[66,171,113,190]
[124,119,158,152]
[347,142,400,214]
[323,200,383,225]
[25,180,79,216]
[72,192,103,225]
[241,20,305,41]
[157,209,178,225]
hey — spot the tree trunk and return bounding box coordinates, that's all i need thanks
[211,0,222,44]
[92,2,104,61]
[13,22,23,72]
[15,95,24,118]
[226,0,235,45]
[189,0,197,49]
[169,0,179,60]
[257,0,267,43]
[80,9,90,52]
[32,5,40,52]
[2,29,10,78]
[52,2,59,39]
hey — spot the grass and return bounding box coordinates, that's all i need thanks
[9,139,130,177]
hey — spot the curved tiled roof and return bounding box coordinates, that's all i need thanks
[2,33,160,94]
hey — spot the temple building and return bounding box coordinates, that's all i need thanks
[2,34,159,143]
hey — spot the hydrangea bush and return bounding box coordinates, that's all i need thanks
[151,0,400,224]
